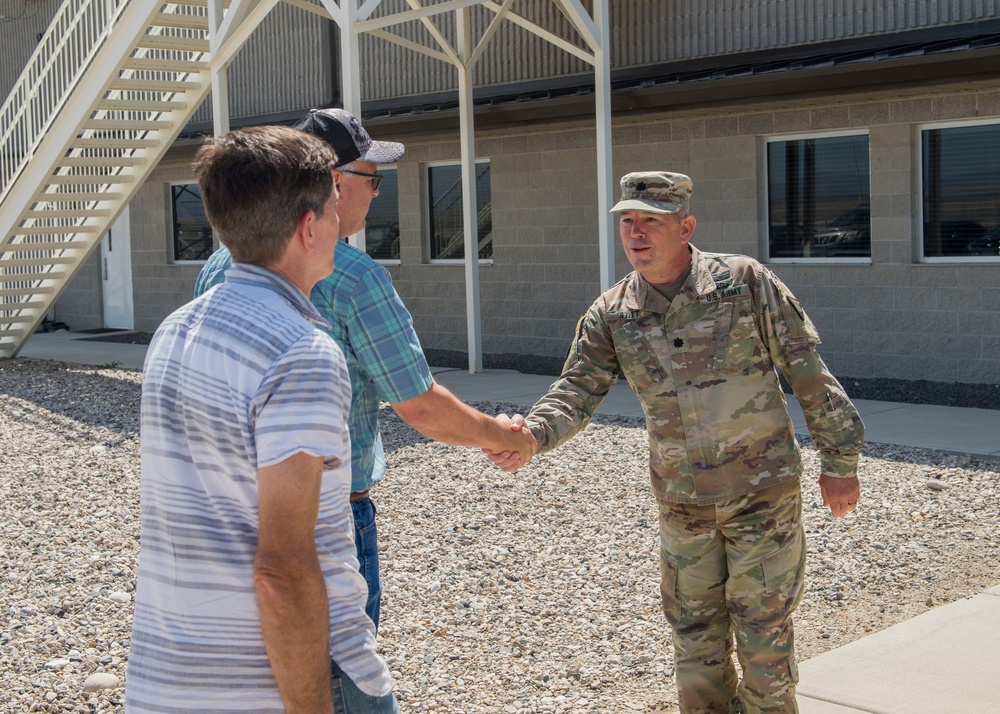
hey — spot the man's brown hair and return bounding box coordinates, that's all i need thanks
[193,125,337,266]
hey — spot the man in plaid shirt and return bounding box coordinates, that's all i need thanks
[196,109,535,631]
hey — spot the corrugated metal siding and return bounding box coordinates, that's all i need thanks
[190,2,331,124]
[1,1,996,118]
[654,0,999,64]
[361,0,591,101]
[363,0,1000,97]
[0,0,330,127]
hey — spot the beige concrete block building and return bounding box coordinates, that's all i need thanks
[4,0,999,386]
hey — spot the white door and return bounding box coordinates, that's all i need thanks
[101,206,135,329]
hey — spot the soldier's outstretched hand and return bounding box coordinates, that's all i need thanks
[483,414,535,472]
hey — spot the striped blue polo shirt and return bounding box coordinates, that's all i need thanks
[126,264,393,712]
[197,241,434,493]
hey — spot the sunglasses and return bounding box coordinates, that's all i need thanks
[341,169,383,191]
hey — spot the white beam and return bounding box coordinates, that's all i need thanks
[322,0,367,251]
[403,0,458,64]
[481,1,593,65]
[339,1,362,116]
[468,0,514,68]
[211,0,281,71]
[354,0,483,32]
[456,7,481,373]
[357,0,383,22]
[368,28,452,64]
[310,0,616,369]
[593,0,614,290]
[213,0,267,60]
[208,0,230,136]
[553,0,599,53]
[282,0,334,20]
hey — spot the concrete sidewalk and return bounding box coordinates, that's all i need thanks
[430,366,1000,461]
[795,585,1000,713]
[13,329,1000,713]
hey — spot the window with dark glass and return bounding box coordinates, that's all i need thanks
[365,168,399,261]
[171,183,212,262]
[427,162,492,261]
[922,122,1000,258]
[767,134,871,259]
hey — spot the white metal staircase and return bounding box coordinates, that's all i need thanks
[0,0,258,358]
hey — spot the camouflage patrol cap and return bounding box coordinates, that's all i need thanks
[610,171,693,214]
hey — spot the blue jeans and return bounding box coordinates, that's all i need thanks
[351,496,381,629]
[332,661,399,714]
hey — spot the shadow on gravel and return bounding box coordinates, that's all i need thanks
[0,359,141,434]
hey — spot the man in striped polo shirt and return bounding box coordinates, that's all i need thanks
[126,125,397,713]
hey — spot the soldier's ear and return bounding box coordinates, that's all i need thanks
[680,214,697,242]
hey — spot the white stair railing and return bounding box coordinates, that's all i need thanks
[0,0,230,358]
[0,0,132,200]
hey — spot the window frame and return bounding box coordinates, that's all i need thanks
[364,165,401,266]
[423,159,493,266]
[763,129,872,265]
[917,117,1000,264]
[167,181,214,265]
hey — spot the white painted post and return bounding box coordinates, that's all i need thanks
[593,0,615,290]
[456,7,482,373]
[208,0,230,137]
[334,0,367,252]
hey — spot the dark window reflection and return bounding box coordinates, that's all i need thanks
[767,135,871,258]
[922,124,1000,257]
[366,168,399,261]
[428,163,492,261]
[171,184,212,262]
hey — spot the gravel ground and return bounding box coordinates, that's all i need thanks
[1,359,998,713]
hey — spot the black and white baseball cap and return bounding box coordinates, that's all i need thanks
[293,108,405,168]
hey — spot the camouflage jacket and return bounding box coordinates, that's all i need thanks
[525,245,864,505]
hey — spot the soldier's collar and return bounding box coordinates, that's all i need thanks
[689,244,721,295]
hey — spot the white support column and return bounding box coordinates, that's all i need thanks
[208,0,231,136]
[339,0,366,251]
[339,1,363,119]
[593,0,614,290]
[456,7,482,373]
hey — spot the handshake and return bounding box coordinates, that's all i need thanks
[484,413,536,472]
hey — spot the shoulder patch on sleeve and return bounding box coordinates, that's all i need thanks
[781,292,820,344]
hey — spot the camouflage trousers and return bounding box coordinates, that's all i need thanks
[658,477,805,714]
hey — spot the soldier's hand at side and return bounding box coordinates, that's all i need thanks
[819,474,860,518]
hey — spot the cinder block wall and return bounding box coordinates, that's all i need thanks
[392,84,1000,384]
[391,128,612,360]
[51,253,101,330]
[128,149,210,334]
[69,85,1000,385]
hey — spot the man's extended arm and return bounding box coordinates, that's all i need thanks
[391,381,537,459]
[254,452,333,714]
[486,301,622,472]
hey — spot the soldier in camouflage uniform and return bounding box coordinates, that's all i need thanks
[490,172,864,713]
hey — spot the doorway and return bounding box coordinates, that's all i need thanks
[101,206,134,329]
